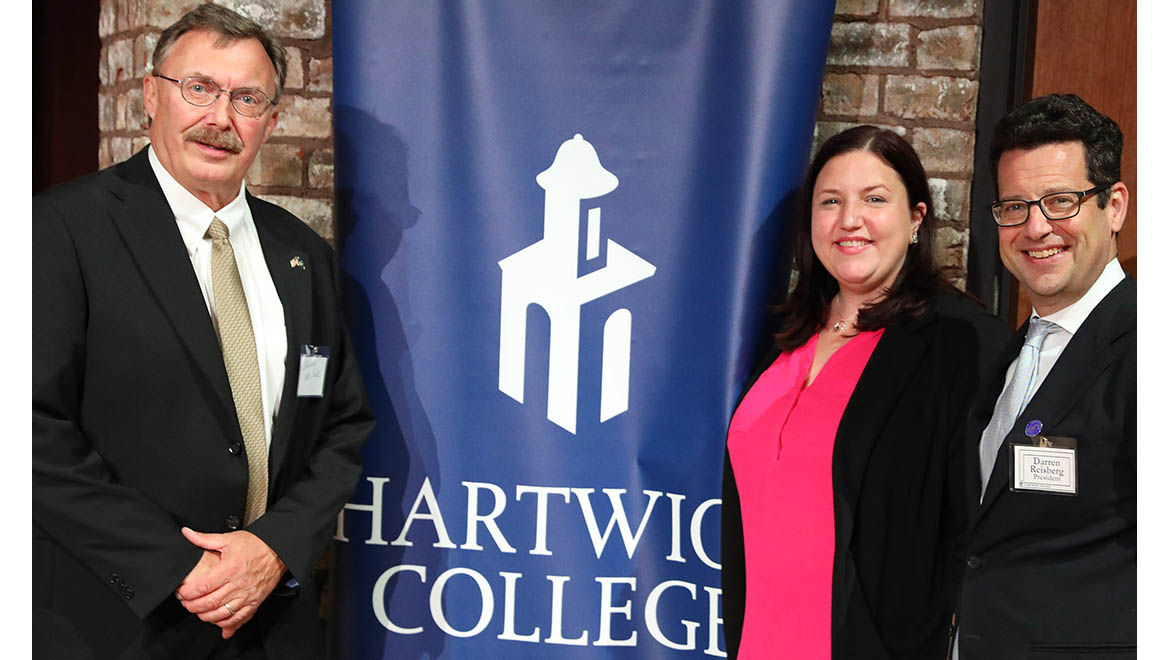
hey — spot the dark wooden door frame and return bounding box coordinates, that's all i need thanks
[967,0,1035,322]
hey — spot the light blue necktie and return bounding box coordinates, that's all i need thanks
[978,317,1058,498]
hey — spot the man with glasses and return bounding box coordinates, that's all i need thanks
[33,5,372,659]
[954,93,1135,659]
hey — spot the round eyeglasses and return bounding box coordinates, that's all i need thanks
[989,182,1115,227]
[154,74,276,118]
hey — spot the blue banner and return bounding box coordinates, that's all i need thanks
[331,3,833,658]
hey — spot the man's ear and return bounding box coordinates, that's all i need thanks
[1107,181,1129,234]
[143,76,157,122]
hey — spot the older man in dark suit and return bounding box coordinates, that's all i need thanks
[954,93,1135,660]
[32,5,373,659]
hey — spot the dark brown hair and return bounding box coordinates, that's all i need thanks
[990,93,1121,209]
[773,125,942,351]
[152,3,288,102]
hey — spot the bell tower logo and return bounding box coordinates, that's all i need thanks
[498,134,656,434]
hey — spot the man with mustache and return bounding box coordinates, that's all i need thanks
[33,4,373,659]
[953,94,1135,659]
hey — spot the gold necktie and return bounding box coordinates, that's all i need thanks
[206,217,268,525]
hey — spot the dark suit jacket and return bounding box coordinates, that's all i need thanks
[956,278,1136,660]
[722,291,1009,659]
[32,148,374,660]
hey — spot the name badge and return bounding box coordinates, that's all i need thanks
[1010,435,1078,496]
[297,345,330,398]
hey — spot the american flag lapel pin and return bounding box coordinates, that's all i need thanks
[290,255,306,269]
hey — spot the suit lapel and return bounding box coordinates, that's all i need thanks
[976,279,1135,517]
[966,328,1025,521]
[106,150,237,421]
[250,194,312,486]
[833,316,931,552]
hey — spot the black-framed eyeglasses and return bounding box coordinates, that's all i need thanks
[154,74,276,118]
[989,182,1115,227]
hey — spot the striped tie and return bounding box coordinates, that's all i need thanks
[206,217,268,525]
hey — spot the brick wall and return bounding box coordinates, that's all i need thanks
[819,0,983,287]
[97,0,335,241]
[98,0,983,283]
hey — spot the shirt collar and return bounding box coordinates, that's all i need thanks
[1034,258,1126,335]
[148,145,250,257]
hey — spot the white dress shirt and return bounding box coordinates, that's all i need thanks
[994,258,1126,399]
[148,146,287,448]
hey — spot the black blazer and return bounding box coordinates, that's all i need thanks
[956,278,1136,660]
[32,149,374,659]
[722,291,1009,659]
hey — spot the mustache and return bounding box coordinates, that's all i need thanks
[184,126,243,153]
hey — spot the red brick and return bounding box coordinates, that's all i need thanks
[110,136,134,164]
[99,45,111,86]
[269,0,326,40]
[918,25,981,71]
[225,0,326,40]
[308,57,332,93]
[835,0,879,16]
[821,73,879,117]
[928,178,971,225]
[272,96,331,138]
[913,128,975,176]
[828,23,911,68]
[261,195,333,241]
[116,88,147,130]
[135,32,159,78]
[884,75,978,122]
[283,46,304,91]
[144,1,199,29]
[246,143,304,187]
[891,0,979,18]
[109,37,134,85]
[933,225,968,284]
[99,137,113,169]
[99,94,117,132]
[308,149,333,189]
[116,0,143,34]
[99,0,117,37]
[142,1,325,39]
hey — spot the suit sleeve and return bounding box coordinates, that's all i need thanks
[247,244,374,582]
[32,195,203,618]
[943,310,1009,603]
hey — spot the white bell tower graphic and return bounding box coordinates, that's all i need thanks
[498,134,656,434]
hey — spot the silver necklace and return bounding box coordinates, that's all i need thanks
[830,297,855,333]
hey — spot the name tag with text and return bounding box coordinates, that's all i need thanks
[297,345,330,397]
[1010,436,1078,496]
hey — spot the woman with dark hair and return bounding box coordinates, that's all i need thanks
[721,125,1009,659]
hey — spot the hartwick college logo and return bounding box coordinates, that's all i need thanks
[498,134,656,434]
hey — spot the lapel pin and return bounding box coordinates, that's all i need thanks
[290,256,306,269]
[1024,419,1043,437]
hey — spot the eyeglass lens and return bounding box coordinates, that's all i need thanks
[180,77,269,117]
[996,191,1092,225]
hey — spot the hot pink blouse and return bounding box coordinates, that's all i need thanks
[727,328,883,659]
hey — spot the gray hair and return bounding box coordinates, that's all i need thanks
[152,3,288,103]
